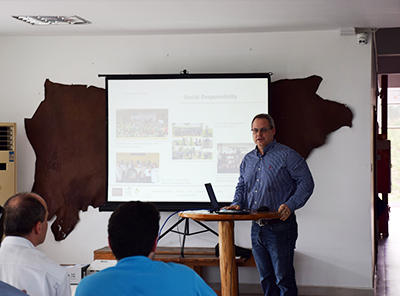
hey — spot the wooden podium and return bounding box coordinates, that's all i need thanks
[179,210,280,296]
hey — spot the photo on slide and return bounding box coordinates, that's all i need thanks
[116,109,168,139]
[116,153,160,183]
[217,143,254,173]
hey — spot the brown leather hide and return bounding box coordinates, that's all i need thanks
[270,75,353,159]
[25,80,106,241]
[24,76,352,241]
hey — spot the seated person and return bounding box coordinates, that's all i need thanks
[75,201,216,296]
[0,280,27,296]
[0,192,71,296]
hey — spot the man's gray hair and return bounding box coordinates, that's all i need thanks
[251,114,275,128]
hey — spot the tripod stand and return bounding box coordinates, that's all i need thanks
[158,217,218,257]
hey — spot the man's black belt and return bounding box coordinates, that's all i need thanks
[255,219,282,226]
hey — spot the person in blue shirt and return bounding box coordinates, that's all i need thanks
[225,113,314,296]
[75,201,216,296]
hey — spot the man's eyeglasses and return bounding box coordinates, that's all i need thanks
[251,127,272,134]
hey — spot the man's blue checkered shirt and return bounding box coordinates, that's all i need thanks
[232,139,314,212]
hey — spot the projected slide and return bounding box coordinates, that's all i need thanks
[107,75,269,205]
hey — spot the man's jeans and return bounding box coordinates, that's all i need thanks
[251,214,298,296]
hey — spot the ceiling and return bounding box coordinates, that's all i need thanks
[1,0,400,37]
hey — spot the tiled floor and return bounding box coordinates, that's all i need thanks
[375,201,400,296]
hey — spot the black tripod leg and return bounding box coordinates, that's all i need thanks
[158,217,186,240]
[193,220,218,237]
[180,218,190,258]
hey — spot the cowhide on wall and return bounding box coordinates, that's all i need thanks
[25,80,107,241]
[24,76,353,241]
[270,75,353,159]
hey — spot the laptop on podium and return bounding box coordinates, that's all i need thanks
[204,183,250,215]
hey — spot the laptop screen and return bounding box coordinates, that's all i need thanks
[205,183,220,211]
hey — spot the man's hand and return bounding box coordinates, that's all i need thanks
[278,204,291,221]
[222,205,241,210]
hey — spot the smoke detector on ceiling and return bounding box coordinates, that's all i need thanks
[12,15,91,25]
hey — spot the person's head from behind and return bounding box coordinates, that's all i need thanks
[3,192,48,246]
[108,201,160,260]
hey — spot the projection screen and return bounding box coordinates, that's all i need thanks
[103,72,271,211]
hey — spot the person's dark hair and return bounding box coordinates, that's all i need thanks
[108,201,160,260]
[251,113,275,128]
[4,192,46,237]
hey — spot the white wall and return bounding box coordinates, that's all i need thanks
[0,30,373,290]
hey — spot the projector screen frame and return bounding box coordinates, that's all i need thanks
[99,71,271,212]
